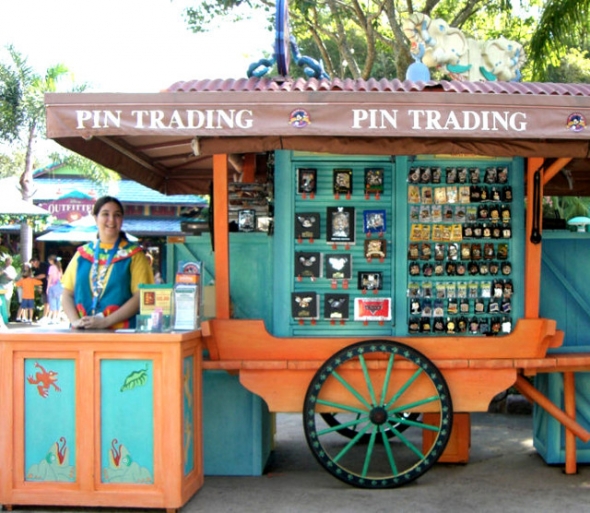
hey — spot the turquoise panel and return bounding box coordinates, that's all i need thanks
[183,355,195,476]
[540,233,590,353]
[100,359,154,484]
[24,358,76,482]
[203,370,272,476]
[533,372,590,464]
[166,233,273,327]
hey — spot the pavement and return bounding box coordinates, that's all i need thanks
[7,411,590,513]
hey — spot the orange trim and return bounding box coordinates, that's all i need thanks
[525,157,544,318]
[213,154,231,320]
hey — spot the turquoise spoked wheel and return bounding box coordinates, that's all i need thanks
[303,340,453,489]
[319,411,421,442]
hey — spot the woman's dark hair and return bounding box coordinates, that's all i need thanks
[92,196,125,216]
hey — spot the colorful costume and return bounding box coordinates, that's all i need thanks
[62,238,153,329]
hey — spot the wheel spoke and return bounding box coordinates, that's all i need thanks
[317,414,370,436]
[389,394,440,414]
[361,429,378,477]
[381,428,398,475]
[331,423,373,463]
[379,352,396,405]
[329,369,373,410]
[392,415,440,432]
[388,426,425,460]
[384,367,423,410]
[358,354,378,407]
[315,397,367,415]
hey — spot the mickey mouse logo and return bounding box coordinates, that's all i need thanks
[567,113,587,132]
[289,109,311,128]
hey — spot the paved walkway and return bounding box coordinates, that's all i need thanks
[6,412,589,513]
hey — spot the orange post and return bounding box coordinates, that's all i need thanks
[524,157,544,318]
[563,372,577,474]
[213,154,231,320]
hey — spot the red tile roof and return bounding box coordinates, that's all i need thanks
[165,78,590,96]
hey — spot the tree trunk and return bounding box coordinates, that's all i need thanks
[19,123,36,263]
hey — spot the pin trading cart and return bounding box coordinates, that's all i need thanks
[31,79,590,499]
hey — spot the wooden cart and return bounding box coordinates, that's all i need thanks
[197,154,590,489]
[42,78,590,492]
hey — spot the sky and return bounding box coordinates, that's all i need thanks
[0,0,273,93]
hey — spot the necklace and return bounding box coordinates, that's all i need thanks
[90,236,121,315]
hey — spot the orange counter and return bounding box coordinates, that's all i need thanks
[0,328,203,512]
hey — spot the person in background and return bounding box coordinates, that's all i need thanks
[15,267,43,323]
[62,196,154,329]
[30,257,49,322]
[0,255,17,313]
[14,261,31,322]
[46,254,63,325]
[145,253,164,284]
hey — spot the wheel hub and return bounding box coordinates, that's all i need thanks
[369,406,388,425]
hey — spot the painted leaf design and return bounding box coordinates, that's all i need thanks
[120,365,149,392]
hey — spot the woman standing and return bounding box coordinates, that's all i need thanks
[46,255,63,324]
[62,196,154,330]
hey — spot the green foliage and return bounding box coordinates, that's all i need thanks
[181,0,545,80]
[529,0,590,81]
[0,213,54,232]
[543,197,590,221]
[183,0,268,33]
[0,151,26,178]
[47,152,119,184]
[545,47,590,84]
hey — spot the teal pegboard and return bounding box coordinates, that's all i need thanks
[273,151,524,338]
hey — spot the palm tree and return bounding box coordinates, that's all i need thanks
[0,46,74,261]
[528,0,590,81]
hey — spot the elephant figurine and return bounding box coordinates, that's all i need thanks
[481,37,526,81]
[403,13,525,82]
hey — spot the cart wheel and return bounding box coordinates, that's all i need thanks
[303,340,453,488]
[319,412,421,441]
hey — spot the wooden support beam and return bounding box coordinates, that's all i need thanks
[242,154,256,183]
[514,375,590,443]
[213,154,231,320]
[543,158,573,186]
[525,157,544,318]
[564,372,577,474]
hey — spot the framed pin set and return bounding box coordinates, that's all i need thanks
[292,164,392,324]
[406,164,515,335]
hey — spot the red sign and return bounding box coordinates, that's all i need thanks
[37,199,94,222]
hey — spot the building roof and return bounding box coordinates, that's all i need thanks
[165,77,590,96]
[33,176,207,205]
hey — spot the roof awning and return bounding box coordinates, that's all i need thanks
[45,79,590,196]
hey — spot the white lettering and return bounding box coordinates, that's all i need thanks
[130,109,253,129]
[75,110,121,128]
[407,109,526,132]
[132,110,149,127]
[351,109,397,129]
[236,110,254,129]
[408,109,425,129]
